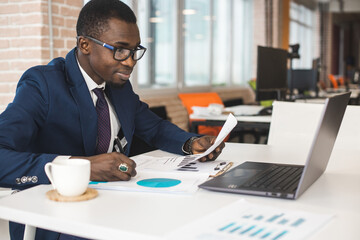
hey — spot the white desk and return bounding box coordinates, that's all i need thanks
[0,143,359,240]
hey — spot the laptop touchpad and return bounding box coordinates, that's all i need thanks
[220,162,270,186]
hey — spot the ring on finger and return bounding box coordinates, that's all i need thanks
[118,163,129,173]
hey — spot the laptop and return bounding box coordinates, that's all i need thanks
[199,92,351,199]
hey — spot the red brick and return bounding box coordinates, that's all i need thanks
[42,38,50,48]
[40,27,49,36]
[60,28,76,38]
[21,26,42,36]
[10,61,40,71]
[9,83,17,92]
[65,0,83,8]
[10,38,41,48]
[52,28,60,37]
[0,27,20,37]
[0,16,8,25]
[0,83,14,93]
[54,0,65,4]
[20,2,41,13]
[51,4,60,14]
[59,50,68,58]
[41,49,50,60]
[66,39,76,48]
[0,72,22,83]
[60,6,79,17]
[0,61,10,70]
[0,39,10,49]
[20,49,42,59]
[0,50,20,59]
[0,5,20,14]
[53,15,65,26]
[53,39,65,48]
[0,95,15,106]
[65,18,77,28]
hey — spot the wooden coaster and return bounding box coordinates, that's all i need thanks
[46,188,98,202]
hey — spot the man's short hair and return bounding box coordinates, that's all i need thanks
[76,0,137,38]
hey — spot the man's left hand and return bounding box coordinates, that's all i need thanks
[191,135,225,162]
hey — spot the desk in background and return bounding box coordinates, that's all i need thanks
[190,105,271,143]
[0,143,359,240]
[190,113,271,133]
[295,88,360,104]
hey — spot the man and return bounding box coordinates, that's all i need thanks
[0,0,225,239]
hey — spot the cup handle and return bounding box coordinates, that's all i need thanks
[44,162,57,190]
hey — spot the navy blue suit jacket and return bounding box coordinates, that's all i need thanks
[0,48,197,239]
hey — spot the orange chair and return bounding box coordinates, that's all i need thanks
[338,76,345,86]
[328,74,338,89]
[178,92,225,136]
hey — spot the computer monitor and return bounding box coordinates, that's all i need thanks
[256,46,288,101]
[287,69,318,94]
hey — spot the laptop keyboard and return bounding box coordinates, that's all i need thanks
[243,165,304,191]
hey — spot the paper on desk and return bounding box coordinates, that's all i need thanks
[166,199,334,240]
[133,113,237,171]
[135,155,230,175]
[89,171,209,194]
[192,104,224,116]
[88,114,236,194]
[88,158,225,195]
[225,105,265,116]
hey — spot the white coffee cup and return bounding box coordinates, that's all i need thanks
[44,159,90,197]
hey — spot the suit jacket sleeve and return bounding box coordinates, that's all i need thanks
[0,67,59,189]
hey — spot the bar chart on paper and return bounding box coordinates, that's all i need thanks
[217,210,307,239]
[167,199,333,240]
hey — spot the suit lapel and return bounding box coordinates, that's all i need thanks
[66,49,97,156]
[70,85,97,156]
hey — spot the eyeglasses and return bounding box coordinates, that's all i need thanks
[85,36,147,61]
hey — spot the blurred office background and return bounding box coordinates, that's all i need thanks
[0,0,359,130]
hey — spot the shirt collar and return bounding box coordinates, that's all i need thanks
[76,57,106,91]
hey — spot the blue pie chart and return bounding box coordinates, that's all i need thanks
[136,178,181,188]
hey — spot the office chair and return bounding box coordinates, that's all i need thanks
[178,92,225,137]
[328,74,339,89]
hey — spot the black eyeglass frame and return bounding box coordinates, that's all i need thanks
[84,36,147,61]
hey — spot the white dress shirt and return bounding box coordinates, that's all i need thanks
[54,58,121,161]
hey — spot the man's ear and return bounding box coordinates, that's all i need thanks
[77,36,91,55]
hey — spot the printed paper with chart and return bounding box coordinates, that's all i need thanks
[89,114,237,194]
[166,199,333,240]
[134,113,237,171]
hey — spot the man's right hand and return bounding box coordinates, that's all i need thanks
[71,152,137,181]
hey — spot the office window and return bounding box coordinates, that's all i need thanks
[137,0,176,88]
[212,0,231,87]
[183,0,211,87]
[231,0,253,85]
[84,0,253,90]
[289,2,317,69]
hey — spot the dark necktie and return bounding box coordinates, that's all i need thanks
[93,88,111,154]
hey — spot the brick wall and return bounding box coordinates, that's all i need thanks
[0,0,82,111]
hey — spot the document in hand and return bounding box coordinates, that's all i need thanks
[88,114,237,194]
[134,113,237,171]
